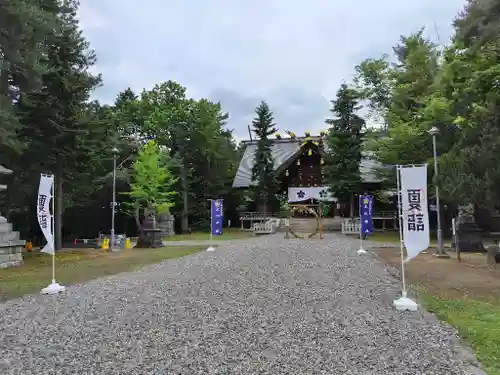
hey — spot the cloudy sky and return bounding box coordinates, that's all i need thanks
[78,0,466,140]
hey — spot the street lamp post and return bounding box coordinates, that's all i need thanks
[428,127,448,258]
[111,147,118,251]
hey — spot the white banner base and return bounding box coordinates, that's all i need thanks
[206,246,216,252]
[393,295,418,311]
[357,248,367,255]
[41,282,66,295]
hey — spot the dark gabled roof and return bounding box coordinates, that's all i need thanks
[232,138,382,188]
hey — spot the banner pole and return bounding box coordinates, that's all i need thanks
[393,165,418,311]
[206,199,215,251]
[40,174,65,295]
[357,195,367,255]
[51,175,56,284]
[210,200,213,245]
[396,166,407,297]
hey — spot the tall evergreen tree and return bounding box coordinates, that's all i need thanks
[0,0,58,153]
[14,0,102,249]
[324,84,364,216]
[250,101,278,216]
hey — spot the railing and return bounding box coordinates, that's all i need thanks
[341,221,361,235]
[253,218,280,235]
[239,212,280,220]
[375,211,397,218]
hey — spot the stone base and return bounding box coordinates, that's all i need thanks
[0,244,24,268]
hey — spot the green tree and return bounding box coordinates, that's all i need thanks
[12,0,102,249]
[357,31,441,188]
[139,81,192,232]
[250,101,278,216]
[324,84,364,216]
[112,82,242,232]
[124,140,177,247]
[437,39,500,208]
[453,0,500,48]
[183,99,241,228]
[0,0,58,153]
[354,56,394,130]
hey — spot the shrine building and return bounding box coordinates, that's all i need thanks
[234,131,382,205]
[233,132,400,232]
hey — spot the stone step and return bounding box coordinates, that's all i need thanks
[0,231,19,242]
[0,240,25,247]
[0,222,13,233]
[289,218,342,232]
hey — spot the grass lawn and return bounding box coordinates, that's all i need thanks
[164,227,253,241]
[376,247,500,375]
[0,245,204,302]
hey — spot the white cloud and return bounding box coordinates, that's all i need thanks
[77,0,466,139]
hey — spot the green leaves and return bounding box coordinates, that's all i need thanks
[0,0,59,153]
[124,140,177,215]
[251,101,279,206]
[324,84,364,202]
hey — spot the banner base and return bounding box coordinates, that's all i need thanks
[206,246,216,252]
[393,296,418,311]
[357,248,367,255]
[432,252,450,259]
[41,282,66,295]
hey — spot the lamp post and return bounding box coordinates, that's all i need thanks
[428,127,449,258]
[111,147,118,251]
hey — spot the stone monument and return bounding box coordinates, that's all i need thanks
[137,208,163,248]
[0,165,25,268]
[157,212,174,237]
[454,204,485,253]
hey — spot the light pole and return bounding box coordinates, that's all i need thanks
[428,127,449,258]
[111,147,118,251]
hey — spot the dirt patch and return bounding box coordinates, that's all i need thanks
[375,247,500,301]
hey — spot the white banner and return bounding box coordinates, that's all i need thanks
[401,166,430,261]
[288,186,337,202]
[37,174,54,255]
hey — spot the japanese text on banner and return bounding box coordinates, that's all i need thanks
[359,195,373,237]
[400,166,430,261]
[37,174,54,254]
[211,199,223,236]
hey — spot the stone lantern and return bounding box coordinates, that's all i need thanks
[0,165,25,268]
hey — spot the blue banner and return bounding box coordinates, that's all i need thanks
[211,199,223,235]
[359,195,373,237]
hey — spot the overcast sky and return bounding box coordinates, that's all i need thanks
[78,0,466,140]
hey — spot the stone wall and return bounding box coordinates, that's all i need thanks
[0,219,25,268]
[0,245,23,268]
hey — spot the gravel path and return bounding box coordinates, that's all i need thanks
[0,233,485,375]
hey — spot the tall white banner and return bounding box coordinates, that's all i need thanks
[401,166,430,261]
[37,174,54,255]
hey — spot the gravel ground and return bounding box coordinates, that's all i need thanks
[0,233,485,375]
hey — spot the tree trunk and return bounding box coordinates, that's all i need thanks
[54,162,63,250]
[134,202,141,235]
[135,207,162,248]
[133,203,148,248]
[180,161,189,233]
[349,195,355,218]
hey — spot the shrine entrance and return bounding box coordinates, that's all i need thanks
[286,203,324,239]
